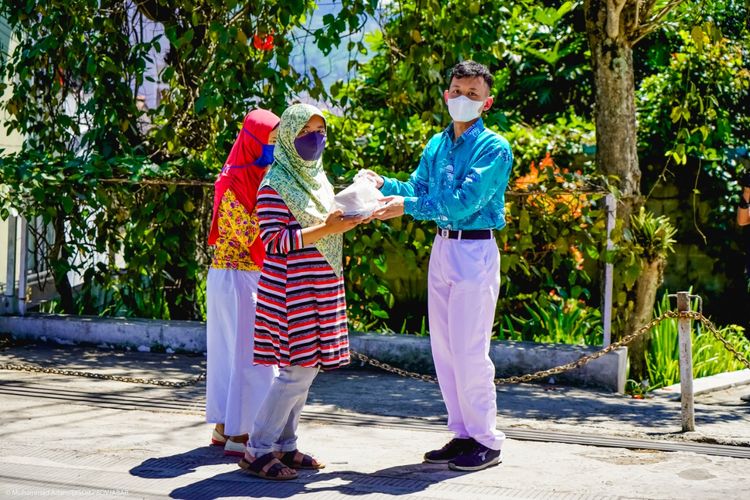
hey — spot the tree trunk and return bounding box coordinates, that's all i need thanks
[625,257,666,382]
[585,1,666,379]
[585,0,641,207]
[51,213,76,314]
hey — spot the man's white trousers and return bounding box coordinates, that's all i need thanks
[428,234,505,451]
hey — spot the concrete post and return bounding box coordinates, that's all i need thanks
[3,216,17,314]
[17,217,28,315]
[602,194,615,346]
[677,291,695,432]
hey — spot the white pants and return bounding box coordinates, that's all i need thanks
[248,365,319,457]
[428,234,505,451]
[205,268,278,436]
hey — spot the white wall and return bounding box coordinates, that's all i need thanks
[0,17,23,294]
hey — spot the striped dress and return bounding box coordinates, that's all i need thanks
[253,186,350,369]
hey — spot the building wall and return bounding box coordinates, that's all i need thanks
[0,17,24,294]
[0,17,22,155]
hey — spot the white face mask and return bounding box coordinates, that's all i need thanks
[447,95,485,123]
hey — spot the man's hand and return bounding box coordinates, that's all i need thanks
[372,196,405,220]
[356,169,384,189]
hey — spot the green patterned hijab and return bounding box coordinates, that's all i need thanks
[260,103,342,276]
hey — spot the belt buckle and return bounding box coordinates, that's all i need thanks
[439,228,450,239]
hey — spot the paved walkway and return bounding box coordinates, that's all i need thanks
[1,340,749,499]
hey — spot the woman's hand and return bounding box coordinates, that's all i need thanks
[302,210,366,247]
[324,210,364,234]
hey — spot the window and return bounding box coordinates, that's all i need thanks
[0,17,10,63]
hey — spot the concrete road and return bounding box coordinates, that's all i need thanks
[0,343,749,499]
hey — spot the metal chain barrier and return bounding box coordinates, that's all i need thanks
[0,334,205,388]
[1,309,748,388]
[0,361,206,388]
[351,310,750,386]
[689,311,750,371]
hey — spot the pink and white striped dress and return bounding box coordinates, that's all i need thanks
[252,186,350,369]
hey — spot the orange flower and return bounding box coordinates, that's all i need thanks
[570,245,584,270]
[514,161,539,190]
[513,154,589,224]
[539,151,554,168]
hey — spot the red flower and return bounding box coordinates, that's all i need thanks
[253,33,274,51]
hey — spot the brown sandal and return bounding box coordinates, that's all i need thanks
[239,453,298,481]
[279,450,325,470]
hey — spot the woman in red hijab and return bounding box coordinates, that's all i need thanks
[206,109,280,457]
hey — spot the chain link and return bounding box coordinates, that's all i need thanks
[0,336,205,388]
[351,310,750,387]
[1,310,748,388]
[0,361,206,387]
[689,312,750,371]
[349,351,438,384]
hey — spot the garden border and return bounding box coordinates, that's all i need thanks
[0,313,627,392]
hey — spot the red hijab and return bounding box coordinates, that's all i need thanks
[208,109,280,268]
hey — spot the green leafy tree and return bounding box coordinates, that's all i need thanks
[0,0,374,318]
[325,1,607,331]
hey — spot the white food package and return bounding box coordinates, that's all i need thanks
[333,175,383,217]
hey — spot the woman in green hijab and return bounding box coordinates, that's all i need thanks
[239,103,363,480]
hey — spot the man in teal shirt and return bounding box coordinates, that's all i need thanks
[365,61,511,472]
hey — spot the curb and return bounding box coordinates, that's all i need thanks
[654,369,750,400]
[0,313,627,392]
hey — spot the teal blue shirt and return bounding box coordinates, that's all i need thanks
[380,119,513,230]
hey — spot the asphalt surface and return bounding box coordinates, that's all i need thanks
[1,340,749,499]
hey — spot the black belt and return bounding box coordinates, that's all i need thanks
[436,227,493,240]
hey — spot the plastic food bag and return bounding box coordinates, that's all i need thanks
[333,176,383,217]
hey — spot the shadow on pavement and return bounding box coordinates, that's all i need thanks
[3,339,748,438]
[130,445,238,479]
[168,462,461,499]
[309,367,750,431]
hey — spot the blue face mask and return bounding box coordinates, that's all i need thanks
[254,144,275,167]
[242,127,276,167]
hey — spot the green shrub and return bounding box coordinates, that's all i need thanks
[497,288,603,345]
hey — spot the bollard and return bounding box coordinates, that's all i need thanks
[602,193,615,347]
[17,217,28,316]
[2,216,18,315]
[677,291,695,431]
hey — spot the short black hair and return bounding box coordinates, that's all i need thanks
[449,60,493,91]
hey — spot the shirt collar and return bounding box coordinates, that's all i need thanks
[444,118,485,145]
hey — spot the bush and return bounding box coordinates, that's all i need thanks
[497,288,603,345]
[645,291,750,390]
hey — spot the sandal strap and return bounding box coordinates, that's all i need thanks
[280,450,316,468]
[279,451,296,467]
[264,461,288,478]
[248,452,277,473]
[299,454,314,468]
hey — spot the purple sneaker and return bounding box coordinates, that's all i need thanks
[423,438,476,464]
[448,442,502,471]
